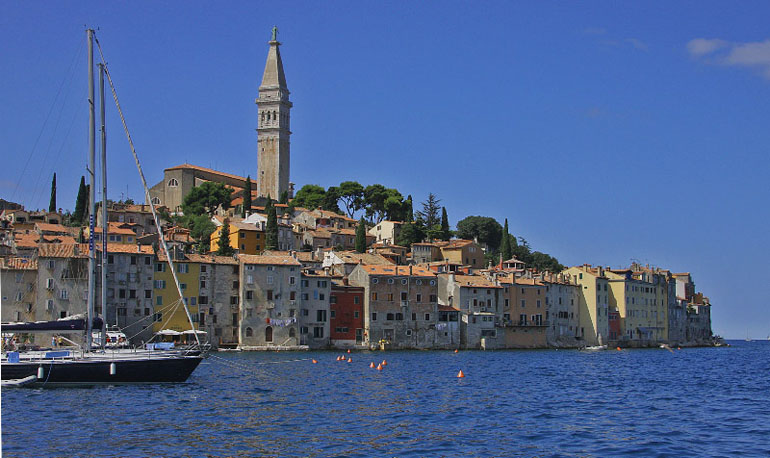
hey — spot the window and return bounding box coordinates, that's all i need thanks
[234,280,240,289]
[199,296,208,305]
[156,263,166,272]
[107,255,114,264]
[354,311,359,318]
[387,278,394,284]
[301,293,309,301]
[145,289,152,299]
[537,300,541,308]
[267,290,273,300]
[200,280,206,289]
[290,291,296,301]
[302,279,309,287]
[330,310,336,318]
[372,292,378,301]
[317,310,327,322]
[430,280,436,286]
[290,277,296,285]
[313,327,324,338]
[424,313,430,321]
[395,313,403,320]
[430,294,437,303]
[354,296,360,305]
[230,296,238,305]
[60,289,69,300]
[401,279,407,285]
[401,291,408,301]
[386,313,395,320]
[267,276,273,284]
[144,308,150,316]
[156,296,163,306]
[372,278,379,284]
[246,291,253,300]
[130,256,137,265]
[416,279,422,285]
[167,178,178,187]
[119,289,126,299]
[521,299,525,308]
[245,327,253,337]
[200,265,207,273]
[411,312,417,320]
[180,283,187,290]
[129,290,137,299]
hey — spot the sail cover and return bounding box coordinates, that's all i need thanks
[1,316,103,332]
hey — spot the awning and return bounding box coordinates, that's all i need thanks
[156,329,182,336]
[182,330,207,335]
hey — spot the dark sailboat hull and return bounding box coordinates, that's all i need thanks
[1,355,203,386]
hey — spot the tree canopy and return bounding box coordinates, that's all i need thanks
[337,181,365,218]
[49,173,56,213]
[416,193,441,229]
[290,184,327,210]
[181,182,232,217]
[242,176,252,218]
[456,216,503,250]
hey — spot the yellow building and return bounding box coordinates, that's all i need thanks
[210,221,265,255]
[153,253,201,333]
[562,265,609,346]
[437,239,484,269]
[606,269,663,343]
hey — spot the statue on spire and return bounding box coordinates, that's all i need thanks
[271,26,278,41]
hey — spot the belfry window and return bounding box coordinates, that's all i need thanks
[167,178,179,187]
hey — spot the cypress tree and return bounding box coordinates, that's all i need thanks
[405,195,413,223]
[355,217,367,253]
[265,196,278,250]
[501,218,513,263]
[217,219,235,256]
[242,176,252,218]
[440,207,450,241]
[279,190,289,205]
[73,176,87,224]
[48,173,57,213]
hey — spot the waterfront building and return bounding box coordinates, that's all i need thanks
[498,275,548,348]
[438,273,503,349]
[348,265,439,349]
[256,28,292,200]
[298,270,331,348]
[605,269,661,344]
[190,254,240,349]
[35,244,89,342]
[330,280,365,348]
[562,265,609,346]
[238,255,301,348]
[538,272,582,347]
[0,257,38,323]
[153,250,202,334]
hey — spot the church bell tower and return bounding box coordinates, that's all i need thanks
[256,26,292,200]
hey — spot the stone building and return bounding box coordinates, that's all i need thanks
[298,270,331,348]
[348,264,439,350]
[562,265,610,346]
[238,255,301,348]
[1,257,38,323]
[438,273,503,349]
[190,254,240,349]
[538,272,582,347]
[35,244,90,343]
[148,164,249,214]
[256,27,292,200]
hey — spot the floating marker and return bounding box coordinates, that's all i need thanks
[376,364,383,371]
[312,359,318,364]
[347,357,352,363]
[347,349,351,354]
[369,362,375,368]
[454,349,458,353]
[677,347,681,350]
[457,370,465,378]
[616,347,621,351]
[37,366,44,379]
[381,360,387,366]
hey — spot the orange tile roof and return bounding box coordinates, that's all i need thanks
[360,265,435,277]
[35,222,70,233]
[165,163,248,182]
[96,244,155,255]
[1,257,38,270]
[440,239,475,249]
[239,255,301,266]
[262,250,319,262]
[452,275,502,288]
[92,222,137,235]
[41,235,77,244]
[38,243,89,258]
[13,232,40,248]
[438,305,460,312]
[336,252,394,266]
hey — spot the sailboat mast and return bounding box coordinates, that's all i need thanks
[99,62,108,350]
[86,28,96,351]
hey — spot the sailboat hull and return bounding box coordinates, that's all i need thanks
[1,355,203,386]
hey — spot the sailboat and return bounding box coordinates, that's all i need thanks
[1,30,204,386]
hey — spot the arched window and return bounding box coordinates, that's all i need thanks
[245,327,253,337]
[265,326,273,342]
[167,178,179,187]
[151,197,161,205]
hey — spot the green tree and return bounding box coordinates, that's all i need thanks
[242,176,253,218]
[439,207,450,241]
[323,186,342,213]
[188,214,216,253]
[416,193,441,229]
[48,173,57,213]
[265,197,278,250]
[355,217,367,253]
[500,218,513,262]
[73,176,87,224]
[290,184,326,209]
[337,181,365,218]
[217,219,235,256]
[181,182,232,217]
[404,195,413,223]
[279,190,289,205]
[396,221,425,248]
[456,216,503,250]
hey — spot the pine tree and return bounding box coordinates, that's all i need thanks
[217,219,235,256]
[265,196,278,250]
[355,217,367,253]
[501,218,512,262]
[48,173,57,213]
[73,176,87,224]
[242,176,252,218]
[440,207,450,241]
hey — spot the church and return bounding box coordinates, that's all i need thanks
[149,28,293,213]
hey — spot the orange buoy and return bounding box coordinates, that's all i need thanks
[312,359,318,364]
[347,349,351,353]
[616,347,621,351]
[381,360,387,366]
[457,370,465,378]
[677,347,681,350]
[369,362,375,368]
[454,349,458,353]
[376,364,383,371]
[347,357,352,363]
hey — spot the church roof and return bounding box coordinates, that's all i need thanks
[261,37,288,90]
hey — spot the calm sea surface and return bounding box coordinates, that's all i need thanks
[2,341,769,457]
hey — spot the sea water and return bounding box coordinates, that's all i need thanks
[2,341,769,457]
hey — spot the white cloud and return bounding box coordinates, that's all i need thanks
[686,38,728,57]
[687,38,770,80]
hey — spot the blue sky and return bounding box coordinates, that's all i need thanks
[2,2,769,338]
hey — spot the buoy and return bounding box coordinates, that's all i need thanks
[37,366,44,379]
[369,362,375,368]
[376,364,383,371]
[677,347,681,350]
[347,349,351,354]
[616,347,621,351]
[454,349,458,353]
[457,370,465,378]
[110,362,116,375]
[347,357,352,363]
[312,359,318,364]
[336,356,341,361]
[381,360,387,366]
